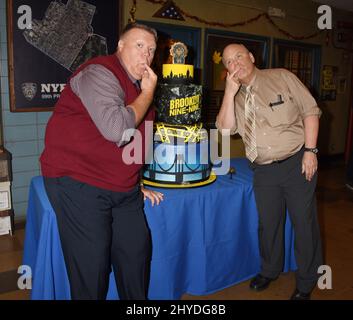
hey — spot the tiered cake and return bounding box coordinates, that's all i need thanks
[143,42,215,187]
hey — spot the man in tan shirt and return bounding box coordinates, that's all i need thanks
[216,43,322,300]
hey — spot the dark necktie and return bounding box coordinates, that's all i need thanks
[135,81,141,93]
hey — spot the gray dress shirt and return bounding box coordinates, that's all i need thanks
[70,64,137,147]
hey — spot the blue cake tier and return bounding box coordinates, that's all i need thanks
[143,139,212,185]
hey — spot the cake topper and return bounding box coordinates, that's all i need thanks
[170,42,188,64]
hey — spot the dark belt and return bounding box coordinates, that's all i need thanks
[271,147,304,164]
[272,156,292,164]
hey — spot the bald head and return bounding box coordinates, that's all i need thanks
[222,43,256,85]
[222,44,248,63]
[222,44,253,66]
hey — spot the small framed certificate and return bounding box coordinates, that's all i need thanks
[0,216,12,235]
[0,191,10,210]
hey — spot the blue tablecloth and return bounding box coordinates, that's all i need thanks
[23,158,296,300]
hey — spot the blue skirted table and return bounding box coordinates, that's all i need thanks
[23,158,296,300]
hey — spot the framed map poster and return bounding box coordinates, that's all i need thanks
[6,0,121,112]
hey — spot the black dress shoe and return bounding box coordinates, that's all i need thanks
[249,274,275,291]
[290,289,311,300]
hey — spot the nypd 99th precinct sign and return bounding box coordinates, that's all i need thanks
[6,0,121,112]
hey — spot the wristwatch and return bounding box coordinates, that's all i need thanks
[304,147,319,154]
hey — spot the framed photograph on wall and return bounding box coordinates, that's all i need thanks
[272,39,321,98]
[203,29,270,126]
[320,65,338,101]
[338,77,347,94]
[6,0,121,112]
[204,29,270,91]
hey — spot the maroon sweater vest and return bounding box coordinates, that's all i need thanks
[40,55,155,192]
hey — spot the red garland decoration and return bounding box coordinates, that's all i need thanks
[143,0,324,40]
[263,14,323,40]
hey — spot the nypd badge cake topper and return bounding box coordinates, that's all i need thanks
[170,42,188,64]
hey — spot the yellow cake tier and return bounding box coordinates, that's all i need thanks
[163,64,194,79]
[155,122,207,143]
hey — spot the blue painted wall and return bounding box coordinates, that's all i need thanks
[0,0,51,220]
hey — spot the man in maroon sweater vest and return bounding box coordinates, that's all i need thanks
[40,23,164,300]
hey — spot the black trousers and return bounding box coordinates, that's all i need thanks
[251,148,323,293]
[44,176,152,300]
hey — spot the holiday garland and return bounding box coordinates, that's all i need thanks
[129,0,324,40]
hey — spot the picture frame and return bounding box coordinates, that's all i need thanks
[204,29,270,91]
[6,0,121,112]
[272,39,321,98]
[321,65,338,101]
[338,77,347,94]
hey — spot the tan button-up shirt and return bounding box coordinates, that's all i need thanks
[228,68,321,164]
